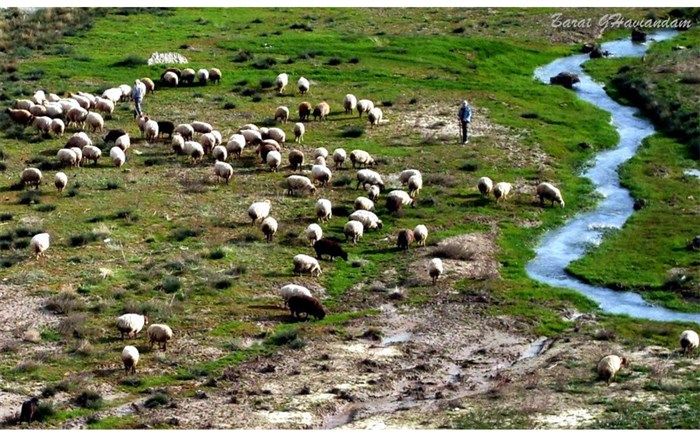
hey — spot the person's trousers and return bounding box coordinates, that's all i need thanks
[460,121,469,143]
[134,100,143,117]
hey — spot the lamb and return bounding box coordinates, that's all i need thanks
[367,107,383,126]
[293,122,305,143]
[313,102,330,121]
[680,330,699,355]
[82,145,102,165]
[172,133,185,155]
[348,210,383,230]
[428,258,443,284]
[354,196,374,211]
[121,346,139,375]
[240,129,262,146]
[158,121,175,139]
[50,118,65,136]
[279,284,312,305]
[285,175,317,196]
[201,133,217,154]
[314,238,348,261]
[311,164,332,187]
[162,71,179,86]
[289,149,304,170]
[537,182,565,208]
[493,182,512,202]
[226,134,246,158]
[275,73,289,93]
[191,121,213,134]
[95,97,115,114]
[57,148,79,168]
[357,99,374,117]
[349,149,375,168]
[367,184,380,201]
[208,68,222,84]
[344,94,357,114]
[306,223,323,246]
[141,77,155,94]
[66,106,88,128]
[477,176,493,197]
[174,123,194,140]
[275,106,290,123]
[30,233,50,259]
[288,295,326,320]
[85,112,104,132]
[181,68,195,85]
[397,229,415,251]
[147,324,173,351]
[214,160,234,183]
[110,146,126,167]
[19,397,39,424]
[332,148,347,169]
[248,200,272,224]
[266,150,282,172]
[298,76,310,94]
[213,145,228,161]
[184,141,204,163]
[67,131,92,149]
[115,134,131,151]
[144,119,159,142]
[32,116,52,135]
[298,101,312,121]
[356,169,385,190]
[344,220,364,244]
[413,225,428,246]
[54,172,68,193]
[386,190,415,212]
[21,167,43,189]
[293,254,322,277]
[261,216,278,242]
[104,128,126,144]
[197,68,210,85]
[597,354,628,383]
[315,198,332,222]
[6,108,34,125]
[116,313,148,339]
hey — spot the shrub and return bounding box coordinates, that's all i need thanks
[289,23,313,31]
[115,209,139,221]
[68,232,100,247]
[251,57,277,70]
[209,247,226,260]
[521,112,539,119]
[57,312,88,339]
[161,275,181,293]
[232,49,253,63]
[18,191,41,205]
[460,161,479,172]
[223,101,236,110]
[267,328,300,346]
[251,94,262,103]
[453,26,466,33]
[74,390,103,409]
[382,100,393,107]
[425,173,458,187]
[36,401,55,422]
[240,87,257,96]
[212,277,233,289]
[144,393,169,409]
[34,204,56,212]
[327,57,342,66]
[112,55,146,67]
[298,50,323,60]
[340,126,364,138]
[105,181,121,190]
[0,213,12,222]
[348,57,360,64]
[409,97,418,104]
[45,293,84,314]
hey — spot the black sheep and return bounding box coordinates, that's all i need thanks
[314,238,348,261]
[288,295,326,321]
[19,397,39,424]
[157,121,175,139]
[397,229,414,251]
[103,129,127,144]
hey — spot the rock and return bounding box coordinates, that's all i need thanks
[633,198,647,210]
[22,328,41,343]
[550,72,580,89]
[194,390,208,399]
[672,45,687,51]
[578,142,592,150]
[167,417,180,426]
[258,364,275,374]
[631,28,647,43]
[581,42,596,53]
[589,46,609,59]
[297,386,311,395]
[147,52,189,66]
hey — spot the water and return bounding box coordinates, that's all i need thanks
[526,30,700,324]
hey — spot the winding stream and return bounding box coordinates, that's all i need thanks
[526,30,700,324]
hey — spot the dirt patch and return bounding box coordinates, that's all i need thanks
[0,285,57,346]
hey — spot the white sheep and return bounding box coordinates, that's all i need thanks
[163,71,179,86]
[212,145,228,161]
[115,134,131,151]
[344,220,364,244]
[354,196,374,211]
[240,123,259,132]
[118,84,132,101]
[54,172,68,193]
[116,313,148,339]
[261,216,278,242]
[357,99,374,117]
[66,106,88,128]
[332,148,346,169]
[248,200,272,224]
[121,346,139,375]
[70,147,83,167]
[311,164,332,187]
[144,120,159,143]
[191,121,213,134]
[50,119,65,137]
[21,167,43,189]
[293,254,322,277]
[349,149,375,168]
[266,150,282,172]
[174,123,194,140]
[368,107,383,126]
[67,131,92,148]
[680,330,699,355]
[413,225,428,246]
[32,116,52,135]
[313,101,330,121]
[29,233,50,259]
[348,210,383,230]
[293,122,305,143]
[32,90,46,105]
[428,258,443,284]
[172,133,185,155]
[29,104,47,117]
[201,133,217,154]
[386,189,414,212]
[493,182,512,202]
[181,68,195,84]
[356,169,385,190]
[14,99,33,110]
[367,184,380,201]
[71,93,91,109]
[214,160,234,184]
[305,223,323,246]
[399,169,422,185]
[285,175,317,196]
[266,127,286,144]
[297,76,310,94]
[597,354,628,383]
[45,102,64,118]
[110,146,126,167]
[408,174,423,198]
[57,148,79,168]
[275,73,289,93]
[147,324,173,351]
[184,141,204,163]
[279,284,312,305]
[313,156,326,166]
[477,176,493,197]
[197,68,209,84]
[95,97,115,114]
[315,199,332,222]
[85,112,104,132]
[344,94,357,114]
[537,182,565,208]
[275,106,290,123]
[82,145,102,165]
[211,130,223,147]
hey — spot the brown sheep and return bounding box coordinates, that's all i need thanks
[19,397,39,424]
[397,229,414,251]
[289,149,304,171]
[298,101,312,121]
[287,295,326,321]
[6,108,34,125]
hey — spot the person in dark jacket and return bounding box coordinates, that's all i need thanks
[458,100,472,144]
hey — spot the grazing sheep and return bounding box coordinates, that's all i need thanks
[275,73,289,93]
[261,216,278,242]
[118,84,132,102]
[537,182,565,208]
[213,145,228,161]
[315,198,332,222]
[344,220,364,244]
[32,116,52,135]
[7,108,34,125]
[66,106,88,128]
[54,172,68,193]
[209,68,222,84]
[493,182,512,202]
[240,123,259,132]
[248,200,272,224]
[163,71,179,86]
[265,127,286,144]
[214,160,234,183]
[399,169,421,185]
[110,146,126,167]
[680,330,699,355]
[94,97,115,114]
[115,134,131,151]
[147,324,173,351]
[367,184,380,201]
[294,122,305,143]
[349,149,375,168]
[141,77,155,94]
[184,141,204,163]
[240,129,262,146]
[102,87,123,103]
[597,354,628,383]
[19,397,39,424]
[348,210,383,230]
[191,121,213,134]
[29,104,47,117]
[428,258,443,284]
[386,190,414,212]
[354,196,374,211]
[313,101,330,121]
[266,150,282,172]
[314,238,348,261]
[279,284,312,306]
[313,156,326,166]
[21,167,43,189]
[14,99,34,110]
[288,149,304,171]
[57,148,79,168]
[332,148,347,169]
[306,223,323,246]
[85,112,104,132]
[181,68,195,85]
[344,94,357,114]
[50,118,65,136]
[201,133,217,154]
[172,133,185,155]
[311,164,332,187]
[477,176,493,197]
[116,313,148,339]
[298,76,310,94]
[357,169,385,190]
[103,128,125,144]
[71,93,91,109]
[293,254,322,277]
[288,295,325,320]
[226,134,246,158]
[82,145,102,165]
[70,147,83,166]
[408,174,423,198]
[397,229,414,251]
[121,346,139,375]
[298,101,312,121]
[158,121,175,139]
[32,89,47,105]
[66,131,92,149]
[285,175,317,196]
[368,107,383,126]
[144,119,159,142]
[413,225,428,246]
[30,233,50,259]
[257,140,281,163]
[45,102,64,118]
[174,123,195,140]
[357,99,374,117]
[275,106,290,123]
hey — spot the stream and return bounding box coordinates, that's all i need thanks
[526,30,700,324]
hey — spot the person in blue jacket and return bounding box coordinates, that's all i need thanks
[458,100,472,144]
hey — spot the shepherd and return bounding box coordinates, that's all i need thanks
[458,99,472,145]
